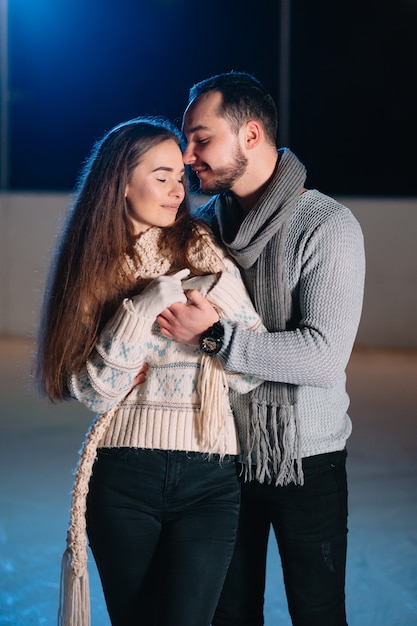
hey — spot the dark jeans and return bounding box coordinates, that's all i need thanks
[86,448,240,626]
[213,449,348,626]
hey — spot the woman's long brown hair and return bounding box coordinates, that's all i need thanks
[34,116,208,401]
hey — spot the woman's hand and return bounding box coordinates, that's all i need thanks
[130,269,190,319]
[131,362,148,388]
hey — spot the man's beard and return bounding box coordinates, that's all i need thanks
[200,145,248,195]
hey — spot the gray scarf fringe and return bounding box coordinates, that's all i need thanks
[248,398,303,486]
[216,148,306,486]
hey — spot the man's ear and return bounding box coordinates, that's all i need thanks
[243,120,263,150]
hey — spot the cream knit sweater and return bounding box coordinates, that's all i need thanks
[69,227,264,456]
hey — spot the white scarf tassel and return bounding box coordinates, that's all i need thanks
[197,354,229,454]
[58,406,118,626]
[58,547,91,626]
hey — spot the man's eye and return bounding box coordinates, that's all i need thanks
[157,178,167,183]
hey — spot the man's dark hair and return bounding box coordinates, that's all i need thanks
[188,71,278,145]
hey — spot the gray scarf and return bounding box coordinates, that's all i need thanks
[215,148,306,485]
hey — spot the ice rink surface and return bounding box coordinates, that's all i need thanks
[1,337,416,625]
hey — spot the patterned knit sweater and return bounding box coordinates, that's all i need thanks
[204,187,366,461]
[69,227,264,456]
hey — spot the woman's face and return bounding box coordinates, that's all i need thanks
[125,139,185,235]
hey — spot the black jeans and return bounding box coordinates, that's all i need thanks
[213,450,348,626]
[86,448,240,626]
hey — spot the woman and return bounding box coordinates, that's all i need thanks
[34,116,263,626]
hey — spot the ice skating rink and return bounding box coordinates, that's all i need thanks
[1,337,416,625]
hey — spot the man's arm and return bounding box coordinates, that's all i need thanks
[157,289,219,345]
[158,207,365,389]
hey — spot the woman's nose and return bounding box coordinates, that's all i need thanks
[170,180,184,198]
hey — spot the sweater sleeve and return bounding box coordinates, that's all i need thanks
[217,207,365,388]
[69,300,155,413]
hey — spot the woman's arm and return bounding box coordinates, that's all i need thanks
[70,270,189,412]
[69,301,154,413]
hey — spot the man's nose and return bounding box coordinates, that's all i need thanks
[183,144,195,165]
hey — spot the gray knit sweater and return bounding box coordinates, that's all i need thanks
[201,182,365,461]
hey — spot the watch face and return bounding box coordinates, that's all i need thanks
[201,337,219,353]
[200,322,224,355]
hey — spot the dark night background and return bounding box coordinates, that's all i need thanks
[6,0,417,195]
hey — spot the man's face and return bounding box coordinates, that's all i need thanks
[182,91,248,195]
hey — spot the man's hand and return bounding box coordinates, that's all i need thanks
[157,289,219,345]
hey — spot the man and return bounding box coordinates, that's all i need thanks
[157,71,365,625]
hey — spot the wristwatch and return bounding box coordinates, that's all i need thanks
[199,321,224,355]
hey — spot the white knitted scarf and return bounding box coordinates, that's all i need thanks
[58,226,227,626]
